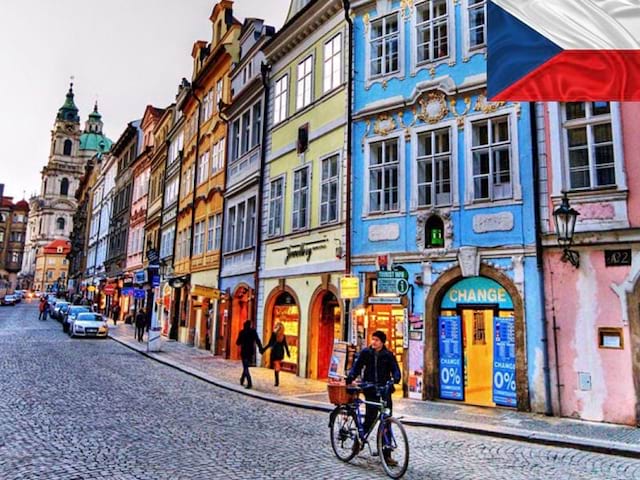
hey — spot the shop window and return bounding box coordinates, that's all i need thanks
[472,310,486,345]
[425,215,444,248]
[272,292,299,373]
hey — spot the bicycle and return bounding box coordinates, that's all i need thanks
[328,381,409,478]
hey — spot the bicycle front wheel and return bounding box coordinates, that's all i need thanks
[377,417,409,478]
[329,406,359,462]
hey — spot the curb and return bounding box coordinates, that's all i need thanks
[109,334,640,460]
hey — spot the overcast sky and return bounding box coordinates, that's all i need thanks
[0,0,290,200]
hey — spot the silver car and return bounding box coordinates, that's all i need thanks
[70,312,109,338]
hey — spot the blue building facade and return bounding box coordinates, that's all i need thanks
[349,0,546,412]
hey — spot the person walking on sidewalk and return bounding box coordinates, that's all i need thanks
[135,309,146,343]
[263,322,290,387]
[236,320,263,390]
[38,297,46,320]
[112,303,120,326]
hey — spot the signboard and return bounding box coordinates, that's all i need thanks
[191,285,221,299]
[87,285,96,293]
[493,316,517,407]
[151,275,161,288]
[368,296,402,305]
[438,316,463,400]
[146,248,160,266]
[604,249,632,267]
[122,287,134,296]
[134,288,146,299]
[134,270,147,285]
[441,277,513,309]
[376,267,409,296]
[328,341,349,380]
[340,276,360,299]
[103,284,116,296]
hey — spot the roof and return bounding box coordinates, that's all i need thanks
[42,240,71,255]
[15,199,29,210]
[79,132,113,152]
[56,83,80,123]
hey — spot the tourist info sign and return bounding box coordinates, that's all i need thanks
[376,268,410,295]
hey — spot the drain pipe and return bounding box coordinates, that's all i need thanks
[342,0,353,342]
[531,102,553,417]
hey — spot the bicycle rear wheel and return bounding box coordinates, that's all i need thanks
[329,406,359,462]
[377,417,409,478]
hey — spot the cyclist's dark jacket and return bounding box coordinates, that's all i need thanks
[346,346,401,386]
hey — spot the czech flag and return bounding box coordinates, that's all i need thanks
[488,0,640,101]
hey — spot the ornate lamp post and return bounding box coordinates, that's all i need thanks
[553,192,580,268]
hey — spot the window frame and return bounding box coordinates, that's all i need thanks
[273,74,289,125]
[365,135,403,215]
[323,32,343,93]
[296,55,314,111]
[292,165,311,231]
[413,0,451,67]
[367,11,402,81]
[267,175,286,238]
[461,0,487,60]
[412,123,455,209]
[319,152,341,225]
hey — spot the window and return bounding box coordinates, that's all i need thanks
[251,103,262,148]
[214,213,222,250]
[11,252,19,263]
[241,110,251,154]
[268,177,284,237]
[416,0,449,63]
[226,206,236,251]
[468,0,486,49]
[197,152,209,185]
[231,118,240,161]
[63,139,73,156]
[194,220,205,255]
[292,167,310,230]
[297,56,313,110]
[246,197,256,249]
[274,75,288,124]
[207,216,215,251]
[56,217,66,231]
[60,178,69,196]
[226,198,257,252]
[160,227,174,258]
[471,116,512,201]
[211,139,225,173]
[324,33,342,92]
[564,102,615,189]
[0,230,3,242]
[369,139,399,213]
[417,128,451,206]
[370,13,400,77]
[216,78,223,110]
[320,155,339,224]
[165,177,178,205]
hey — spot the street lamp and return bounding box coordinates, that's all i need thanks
[553,192,580,268]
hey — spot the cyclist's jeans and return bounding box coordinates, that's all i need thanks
[241,358,252,384]
[363,389,392,435]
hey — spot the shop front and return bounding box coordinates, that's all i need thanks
[307,286,342,379]
[221,283,254,360]
[190,282,220,351]
[263,288,300,374]
[424,266,528,410]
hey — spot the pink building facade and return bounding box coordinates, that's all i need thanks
[539,101,640,426]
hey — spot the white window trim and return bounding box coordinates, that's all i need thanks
[410,0,455,76]
[292,165,311,231]
[318,151,342,225]
[267,174,286,238]
[363,133,406,216]
[410,119,459,211]
[273,73,289,125]
[223,191,257,254]
[463,107,521,205]
[461,0,487,61]
[365,10,404,88]
[296,54,315,111]
[548,102,626,197]
[323,32,344,94]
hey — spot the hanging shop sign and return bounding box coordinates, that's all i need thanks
[134,288,146,299]
[122,287,134,296]
[134,270,147,285]
[340,276,360,299]
[441,277,513,309]
[376,266,409,296]
[368,296,402,304]
[103,284,116,296]
[151,275,161,288]
[438,315,463,400]
[493,316,517,407]
[191,285,221,299]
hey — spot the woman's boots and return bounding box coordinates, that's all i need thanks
[274,371,280,387]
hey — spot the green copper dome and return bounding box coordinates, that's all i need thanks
[80,132,112,152]
[56,83,80,123]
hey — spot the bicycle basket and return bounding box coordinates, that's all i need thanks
[327,384,357,405]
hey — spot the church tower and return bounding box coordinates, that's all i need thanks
[21,83,112,287]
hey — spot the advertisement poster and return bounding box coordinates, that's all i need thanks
[408,340,424,399]
[493,316,517,407]
[328,341,348,380]
[438,316,463,400]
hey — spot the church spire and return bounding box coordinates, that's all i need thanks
[56,81,80,123]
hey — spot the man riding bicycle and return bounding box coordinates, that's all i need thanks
[346,330,401,463]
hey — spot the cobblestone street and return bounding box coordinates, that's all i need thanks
[1,302,639,480]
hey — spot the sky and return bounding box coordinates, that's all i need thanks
[0,0,291,200]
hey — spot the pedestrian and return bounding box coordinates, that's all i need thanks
[43,300,51,321]
[346,330,401,465]
[112,303,121,326]
[38,297,46,320]
[135,309,146,343]
[262,322,290,387]
[235,320,263,390]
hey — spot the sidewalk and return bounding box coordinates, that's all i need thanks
[109,324,640,458]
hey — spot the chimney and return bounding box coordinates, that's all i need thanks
[0,183,4,199]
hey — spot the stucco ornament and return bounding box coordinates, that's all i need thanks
[417,92,448,125]
[458,246,480,277]
[472,212,514,233]
[450,96,471,129]
[475,93,505,114]
[373,113,397,136]
[368,223,400,242]
[397,108,417,139]
[416,209,453,251]
[401,0,414,20]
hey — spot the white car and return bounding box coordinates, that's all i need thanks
[70,312,109,338]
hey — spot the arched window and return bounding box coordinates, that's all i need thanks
[57,217,65,231]
[425,215,445,248]
[60,178,69,196]
[63,139,73,156]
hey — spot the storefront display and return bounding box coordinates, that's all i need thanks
[273,301,299,373]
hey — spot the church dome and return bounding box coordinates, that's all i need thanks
[56,83,80,123]
[15,199,29,210]
[79,132,113,152]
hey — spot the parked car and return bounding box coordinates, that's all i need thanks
[12,292,23,303]
[70,312,108,338]
[1,295,16,306]
[51,301,69,321]
[63,306,91,333]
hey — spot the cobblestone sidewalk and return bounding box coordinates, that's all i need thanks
[109,324,640,458]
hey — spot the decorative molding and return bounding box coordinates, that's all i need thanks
[397,108,417,138]
[361,119,372,147]
[450,96,471,129]
[363,12,370,34]
[373,113,397,136]
[416,92,448,125]
[458,246,479,277]
[474,93,505,114]
[401,0,414,20]
[472,212,515,233]
[368,223,400,242]
[416,209,453,251]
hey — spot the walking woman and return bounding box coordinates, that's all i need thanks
[263,322,290,387]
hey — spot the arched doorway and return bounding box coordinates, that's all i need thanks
[626,278,640,425]
[424,264,529,411]
[228,284,252,360]
[263,288,300,374]
[308,287,342,379]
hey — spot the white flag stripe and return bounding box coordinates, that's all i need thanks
[492,0,640,50]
